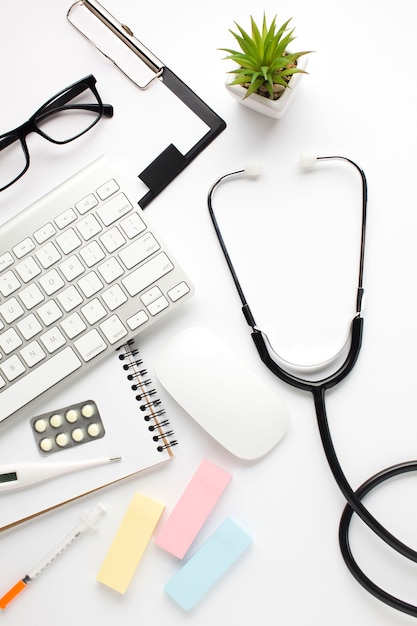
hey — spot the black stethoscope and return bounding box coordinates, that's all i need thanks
[208,155,417,619]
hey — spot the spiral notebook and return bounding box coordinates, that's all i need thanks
[0,340,175,532]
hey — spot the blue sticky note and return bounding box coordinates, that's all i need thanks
[164,517,252,611]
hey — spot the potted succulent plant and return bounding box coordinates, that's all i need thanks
[220,14,311,118]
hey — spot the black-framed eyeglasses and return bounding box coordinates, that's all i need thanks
[0,74,113,192]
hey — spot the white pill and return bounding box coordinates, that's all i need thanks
[33,418,47,433]
[87,423,101,437]
[56,433,69,447]
[81,403,95,418]
[50,413,63,428]
[65,409,78,423]
[72,428,84,442]
[40,438,53,452]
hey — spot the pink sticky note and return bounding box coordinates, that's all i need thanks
[155,458,232,558]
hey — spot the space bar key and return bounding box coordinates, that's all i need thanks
[0,347,82,424]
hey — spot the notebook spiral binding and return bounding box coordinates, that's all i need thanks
[117,340,178,453]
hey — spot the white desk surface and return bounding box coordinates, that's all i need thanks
[1,1,417,624]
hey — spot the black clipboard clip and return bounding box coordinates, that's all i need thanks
[67,0,226,208]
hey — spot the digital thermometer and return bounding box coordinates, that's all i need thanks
[0,456,121,493]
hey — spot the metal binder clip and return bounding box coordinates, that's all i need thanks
[67,0,164,90]
[67,0,226,208]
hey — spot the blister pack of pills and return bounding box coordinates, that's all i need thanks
[31,400,105,455]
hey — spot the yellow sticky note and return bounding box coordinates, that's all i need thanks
[97,493,165,594]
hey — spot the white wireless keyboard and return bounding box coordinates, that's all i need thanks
[0,156,193,425]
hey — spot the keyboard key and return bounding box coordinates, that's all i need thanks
[39,268,65,295]
[20,340,46,367]
[99,315,128,344]
[101,285,127,311]
[13,237,35,259]
[0,270,21,297]
[36,242,61,269]
[97,257,124,283]
[77,271,103,298]
[74,329,107,361]
[0,297,24,323]
[122,253,174,296]
[96,178,119,200]
[75,193,98,214]
[0,328,22,354]
[127,310,149,330]
[168,281,191,302]
[37,301,63,326]
[81,298,107,324]
[34,222,56,244]
[57,285,83,312]
[141,287,162,306]
[19,284,44,310]
[17,313,42,340]
[40,326,66,353]
[0,354,26,381]
[119,233,160,270]
[96,193,132,226]
[60,312,86,339]
[76,214,102,240]
[15,257,42,283]
[147,296,169,316]
[59,255,85,281]
[56,228,82,254]
[120,212,146,239]
[79,241,105,267]
[55,208,77,229]
[100,227,125,253]
[0,252,14,272]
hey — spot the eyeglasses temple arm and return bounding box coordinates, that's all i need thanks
[35,103,114,124]
[0,135,16,151]
[38,76,112,118]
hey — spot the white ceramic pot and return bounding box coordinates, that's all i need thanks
[225,55,308,119]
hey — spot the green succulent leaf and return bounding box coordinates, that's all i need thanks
[219,13,312,99]
[245,76,265,98]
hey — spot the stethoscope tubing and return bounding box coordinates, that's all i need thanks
[338,458,417,617]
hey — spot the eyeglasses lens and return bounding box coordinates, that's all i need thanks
[34,82,103,143]
[0,134,27,191]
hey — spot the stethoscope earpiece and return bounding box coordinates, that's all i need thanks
[299,152,318,169]
[242,163,262,178]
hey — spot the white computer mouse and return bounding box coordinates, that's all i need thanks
[155,326,289,460]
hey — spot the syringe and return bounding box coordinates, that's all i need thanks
[0,502,106,609]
